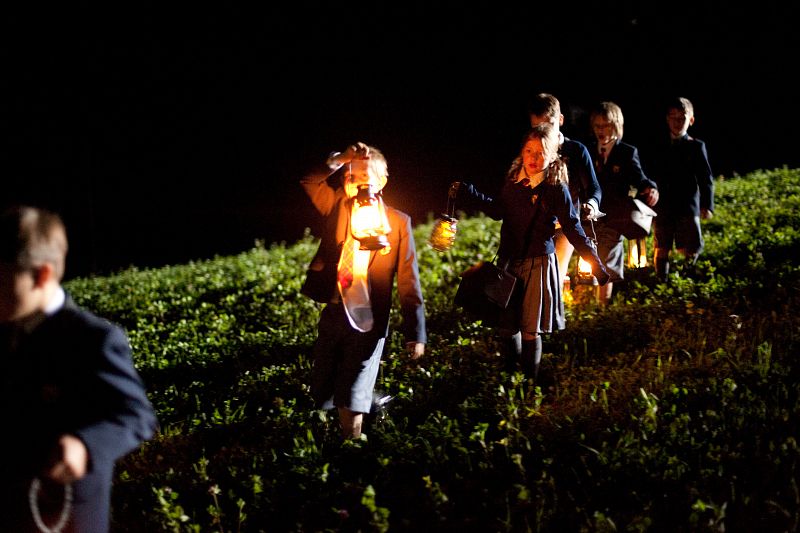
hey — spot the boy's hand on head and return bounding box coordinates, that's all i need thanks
[344,142,370,161]
[328,142,371,168]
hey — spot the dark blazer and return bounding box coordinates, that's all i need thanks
[0,295,158,533]
[592,139,658,222]
[561,136,602,213]
[458,174,608,278]
[300,164,426,344]
[648,134,714,217]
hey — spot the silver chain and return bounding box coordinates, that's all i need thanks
[28,477,73,533]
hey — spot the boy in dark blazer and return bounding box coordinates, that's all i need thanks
[526,93,603,287]
[0,205,158,533]
[649,97,715,279]
[589,101,660,306]
[301,142,426,440]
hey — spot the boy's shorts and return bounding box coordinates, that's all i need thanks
[654,214,704,255]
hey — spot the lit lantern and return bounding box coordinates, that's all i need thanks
[350,183,392,250]
[575,219,600,286]
[627,237,648,268]
[428,182,460,252]
[575,251,599,286]
[429,215,458,252]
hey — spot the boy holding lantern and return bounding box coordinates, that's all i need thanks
[300,142,426,440]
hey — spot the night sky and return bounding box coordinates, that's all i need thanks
[4,3,798,278]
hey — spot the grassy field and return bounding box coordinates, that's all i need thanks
[66,167,800,532]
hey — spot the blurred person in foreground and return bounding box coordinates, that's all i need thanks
[0,205,158,532]
[300,142,426,440]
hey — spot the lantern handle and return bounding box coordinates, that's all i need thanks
[584,217,598,245]
[446,182,459,218]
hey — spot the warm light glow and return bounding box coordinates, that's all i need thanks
[575,240,599,286]
[351,203,382,234]
[562,276,574,305]
[577,256,593,276]
[350,185,391,250]
[429,215,458,252]
[627,238,647,268]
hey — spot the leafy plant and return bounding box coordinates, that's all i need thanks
[64,168,800,532]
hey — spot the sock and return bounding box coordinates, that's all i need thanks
[503,333,522,373]
[520,337,542,382]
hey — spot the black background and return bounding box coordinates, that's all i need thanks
[3,3,798,279]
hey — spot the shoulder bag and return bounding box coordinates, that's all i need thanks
[454,182,547,323]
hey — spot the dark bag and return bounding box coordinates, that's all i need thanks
[608,197,657,239]
[454,260,518,322]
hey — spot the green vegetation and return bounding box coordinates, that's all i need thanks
[67,167,800,532]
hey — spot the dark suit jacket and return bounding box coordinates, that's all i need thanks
[300,164,426,344]
[561,136,602,211]
[592,140,658,223]
[648,134,714,217]
[0,294,158,533]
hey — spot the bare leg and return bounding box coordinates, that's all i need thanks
[338,407,364,439]
[598,282,613,306]
[554,231,574,288]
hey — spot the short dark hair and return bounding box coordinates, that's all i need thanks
[0,205,68,280]
[527,93,561,119]
[667,96,694,116]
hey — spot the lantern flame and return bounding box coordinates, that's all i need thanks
[350,184,391,250]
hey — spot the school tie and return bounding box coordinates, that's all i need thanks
[338,233,356,289]
[337,231,374,332]
[597,146,606,171]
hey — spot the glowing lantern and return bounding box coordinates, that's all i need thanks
[576,250,599,286]
[627,238,647,268]
[429,215,458,252]
[350,183,391,250]
[428,182,459,252]
[576,219,600,286]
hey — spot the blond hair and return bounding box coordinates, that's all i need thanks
[590,101,625,140]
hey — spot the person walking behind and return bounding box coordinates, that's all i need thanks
[522,93,602,289]
[649,97,715,280]
[589,101,659,306]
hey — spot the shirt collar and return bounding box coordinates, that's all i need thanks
[44,286,66,316]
